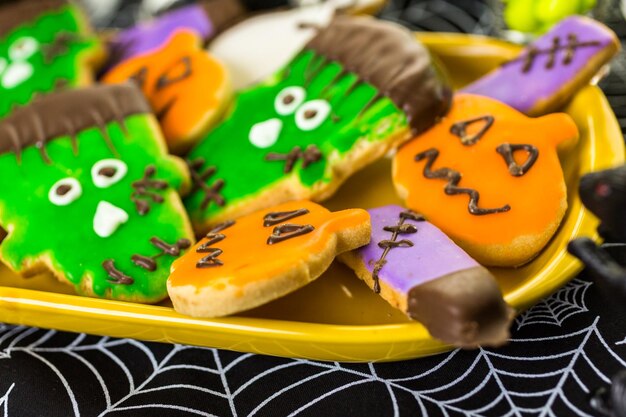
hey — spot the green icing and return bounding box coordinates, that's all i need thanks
[0,5,100,118]
[185,51,407,224]
[0,115,192,302]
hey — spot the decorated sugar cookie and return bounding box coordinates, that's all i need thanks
[0,0,104,118]
[168,200,370,317]
[209,0,384,90]
[186,16,451,233]
[339,206,513,347]
[106,4,214,70]
[463,16,619,116]
[103,30,231,154]
[393,94,579,267]
[0,84,194,303]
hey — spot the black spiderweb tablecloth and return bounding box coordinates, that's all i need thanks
[1,1,626,416]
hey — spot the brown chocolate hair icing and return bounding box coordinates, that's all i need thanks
[0,0,66,37]
[200,0,247,34]
[304,16,452,135]
[0,84,150,162]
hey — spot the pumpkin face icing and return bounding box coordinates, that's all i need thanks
[0,84,193,303]
[184,16,451,232]
[0,0,102,118]
[103,30,230,154]
[393,93,579,267]
[168,200,370,318]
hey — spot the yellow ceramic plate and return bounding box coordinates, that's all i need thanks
[0,34,624,362]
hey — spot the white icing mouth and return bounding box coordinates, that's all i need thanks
[2,61,34,89]
[249,118,282,148]
[93,201,129,238]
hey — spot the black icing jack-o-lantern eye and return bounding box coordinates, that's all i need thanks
[49,178,82,206]
[92,159,128,188]
[275,86,306,116]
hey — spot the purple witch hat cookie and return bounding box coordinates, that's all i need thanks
[339,205,513,347]
[463,16,619,116]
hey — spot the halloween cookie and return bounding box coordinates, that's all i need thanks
[0,0,104,118]
[393,94,579,267]
[209,0,385,90]
[168,200,370,317]
[186,16,451,233]
[0,84,194,303]
[339,206,513,347]
[103,30,231,154]
[463,16,619,116]
[105,0,243,70]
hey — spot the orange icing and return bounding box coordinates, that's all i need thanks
[103,30,229,152]
[393,93,578,248]
[169,200,369,290]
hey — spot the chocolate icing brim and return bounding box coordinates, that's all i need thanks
[408,266,514,347]
[0,0,67,38]
[305,16,452,135]
[0,83,150,158]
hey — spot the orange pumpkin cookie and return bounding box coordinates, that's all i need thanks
[392,94,579,267]
[102,30,231,154]
[168,200,370,317]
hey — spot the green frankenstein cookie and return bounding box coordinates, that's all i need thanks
[185,16,452,232]
[0,0,104,118]
[0,84,194,303]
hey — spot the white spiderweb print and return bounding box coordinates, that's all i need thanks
[515,278,592,330]
[0,278,623,417]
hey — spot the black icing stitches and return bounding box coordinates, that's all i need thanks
[414,148,511,216]
[371,210,421,293]
[267,224,315,245]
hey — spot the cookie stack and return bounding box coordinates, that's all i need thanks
[0,0,619,348]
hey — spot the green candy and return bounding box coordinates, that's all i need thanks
[504,0,596,34]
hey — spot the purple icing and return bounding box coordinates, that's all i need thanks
[360,206,478,294]
[107,4,212,69]
[462,16,616,114]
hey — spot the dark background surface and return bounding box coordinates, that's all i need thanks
[1,1,626,416]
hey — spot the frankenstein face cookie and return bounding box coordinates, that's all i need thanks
[168,200,370,317]
[186,16,451,233]
[393,94,579,267]
[339,206,513,347]
[103,30,231,154]
[0,84,194,303]
[463,16,619,116]
[0,0,103,118]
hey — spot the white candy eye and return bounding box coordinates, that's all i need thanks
[91,159,128,188]
[275,86,306,116]
[49,178,82,206]
[9,37,39,61]
[295,100,331,131]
